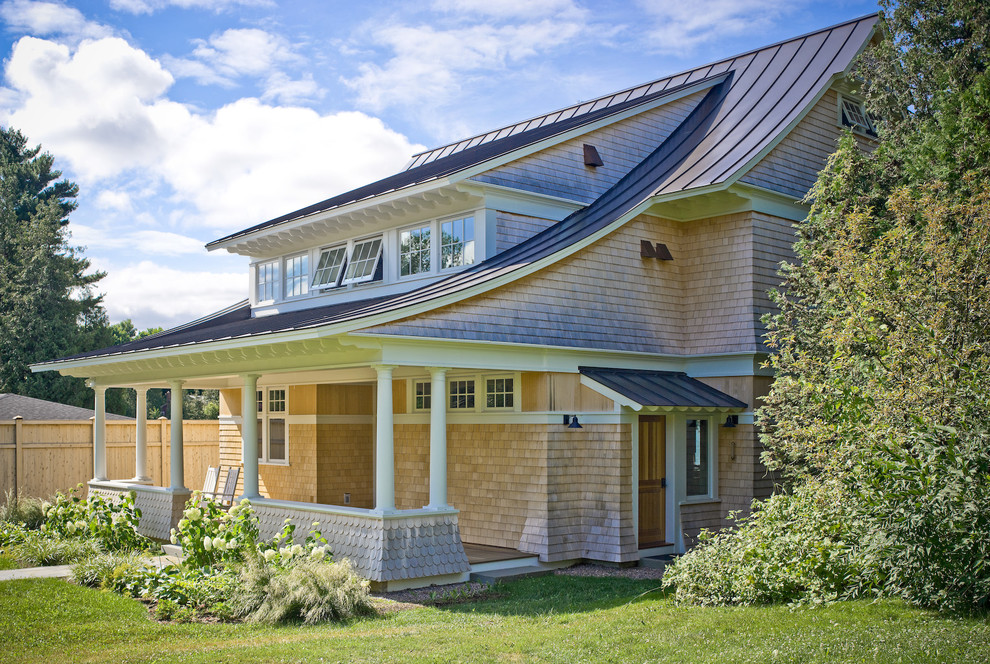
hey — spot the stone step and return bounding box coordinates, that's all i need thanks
[470,566,551,585]
[639,553,679,569]
[161,544,184,558]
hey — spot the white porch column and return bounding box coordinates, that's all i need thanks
[374,364,397,513]
[133,388,151,482]
[92,384,107,481]
[168,380,186,491]
[241,374,260,499]
[428,367,450,509]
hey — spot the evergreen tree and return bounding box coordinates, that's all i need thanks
[0,127,108,407]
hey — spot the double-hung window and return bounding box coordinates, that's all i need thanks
[413,381,431,410]
[485,377,514,409]
[399,225,431,277]
[284,253,309,298]
[685,418,712,498]
[256,260,279,303]
[343,237,383,284]
[448,380,475,409]
[256,387,287,464]
[440,217,475,269]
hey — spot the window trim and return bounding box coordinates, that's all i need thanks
[439,215,476,272]
[408,372,519,413]
[412,380,432,412]
[253,386,289,466]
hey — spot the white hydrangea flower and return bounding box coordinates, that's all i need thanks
[213,537,226,550]
[309,546,326,562]
[178,519,189,529]
[184,507,202,521]
[169,529,177,545]
[66,522,76,535]
[291,544,305,558]
[311,521,320,529]
[75,520,87,532]
[263,548,278,562]
[226,539,238,550]
[203,536,213,551]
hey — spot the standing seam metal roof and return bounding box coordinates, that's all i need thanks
[578,368,748,409]
[38,15,878,367]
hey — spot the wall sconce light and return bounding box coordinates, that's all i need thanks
[723,415,738,428]
[563,415,583,429]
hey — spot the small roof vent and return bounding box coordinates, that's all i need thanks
[583,144,604,167]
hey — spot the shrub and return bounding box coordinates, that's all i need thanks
[10,530,101,567]
[232,555,375,624]
[44,486,150,552]
[170,495,262,569]
[0,490,46,529]
[662,481,880,606]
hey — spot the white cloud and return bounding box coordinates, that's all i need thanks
[261,71,321,105]
[345,19,587,113]
[95,190,132,211]
[431,0,583,19]
[0,0,114,42]
[108,0,272,15]
[71,225,206,256]
[94,259,246,329]
[636,0,800,54]
[1,35,422,232]
[167,28,302,86]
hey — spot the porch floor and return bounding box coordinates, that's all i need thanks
[463,543,531,565]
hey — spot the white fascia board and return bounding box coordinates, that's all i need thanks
[208,177,459,255]
[454,76,728,182]
[579,375,643,411]
[455,181,585,220]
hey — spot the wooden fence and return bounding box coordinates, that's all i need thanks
[0,418,220,500]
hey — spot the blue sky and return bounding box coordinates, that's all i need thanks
[0,0,879,330]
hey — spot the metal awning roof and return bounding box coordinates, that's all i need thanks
[579,367,747,411]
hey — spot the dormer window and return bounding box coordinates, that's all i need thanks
[342,236,383,285]
[839,95,878,137]
[312,245,347,290]
[400,225,431,277]
[284,253,309,298]
[256,260,278,303]
[441,217,475,269]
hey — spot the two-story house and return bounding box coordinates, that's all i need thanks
[33,15,880,590]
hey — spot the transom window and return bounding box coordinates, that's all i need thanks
[686,418,711,497]
[449,380,475,409]
[343,237,383,284]
[256,261,278,302]
[839,96,878,137]
[414,381,431,410]
[400,225,431,277]
[486,377,514,409]
[255,387,287,464]
[284,254,309,298]
[312,246,347,289]
[440,217,475,269]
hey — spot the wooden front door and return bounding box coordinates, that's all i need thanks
[638,415,666,547]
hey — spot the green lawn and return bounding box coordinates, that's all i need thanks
[1,575,987,663]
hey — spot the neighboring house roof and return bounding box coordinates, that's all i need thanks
[0,393,132,420]
[34,15,878,369]
[578,368,747,409]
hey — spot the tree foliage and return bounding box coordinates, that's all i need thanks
[666,1,990,612]
[0,127,110,407]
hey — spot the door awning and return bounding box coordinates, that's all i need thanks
[578,367,748,412]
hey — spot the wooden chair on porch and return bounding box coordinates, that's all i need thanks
[201,465,220,500]
[215,466,240,507]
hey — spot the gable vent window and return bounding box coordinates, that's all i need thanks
[284,254,309,298]
[342,237,383,285]
[256,260,279,303]
[312,245,347,289]
[839,96,878,137]
[441,217,475,269]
